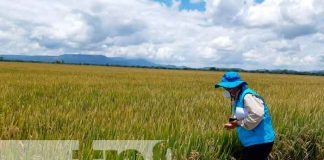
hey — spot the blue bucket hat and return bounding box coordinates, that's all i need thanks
[215,71,247,88]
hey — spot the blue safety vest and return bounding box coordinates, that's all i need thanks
[234,87,275,147]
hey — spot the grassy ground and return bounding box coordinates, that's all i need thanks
[0,62,323,159]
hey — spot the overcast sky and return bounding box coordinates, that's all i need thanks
[0,0,323,71]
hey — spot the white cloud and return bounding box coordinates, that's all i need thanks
[205,0,247,25]
[0,0,323,70]
[244,1,283,27]
[211,36,232,49]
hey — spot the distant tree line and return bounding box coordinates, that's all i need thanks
[0,57,323,76]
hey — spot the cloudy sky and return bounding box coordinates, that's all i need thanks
[0,0,323,71]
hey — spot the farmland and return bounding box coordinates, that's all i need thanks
[0,62,323,159]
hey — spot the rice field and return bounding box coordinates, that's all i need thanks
[0,62,323,159]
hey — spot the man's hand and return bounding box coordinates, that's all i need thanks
[224,120,238,130]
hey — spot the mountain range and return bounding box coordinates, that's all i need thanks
[0,54,159,67]
[0,54,323,75]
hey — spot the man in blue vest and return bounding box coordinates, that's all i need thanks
[215,71,275,160]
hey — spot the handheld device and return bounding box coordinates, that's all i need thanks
[228,117,237,122]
